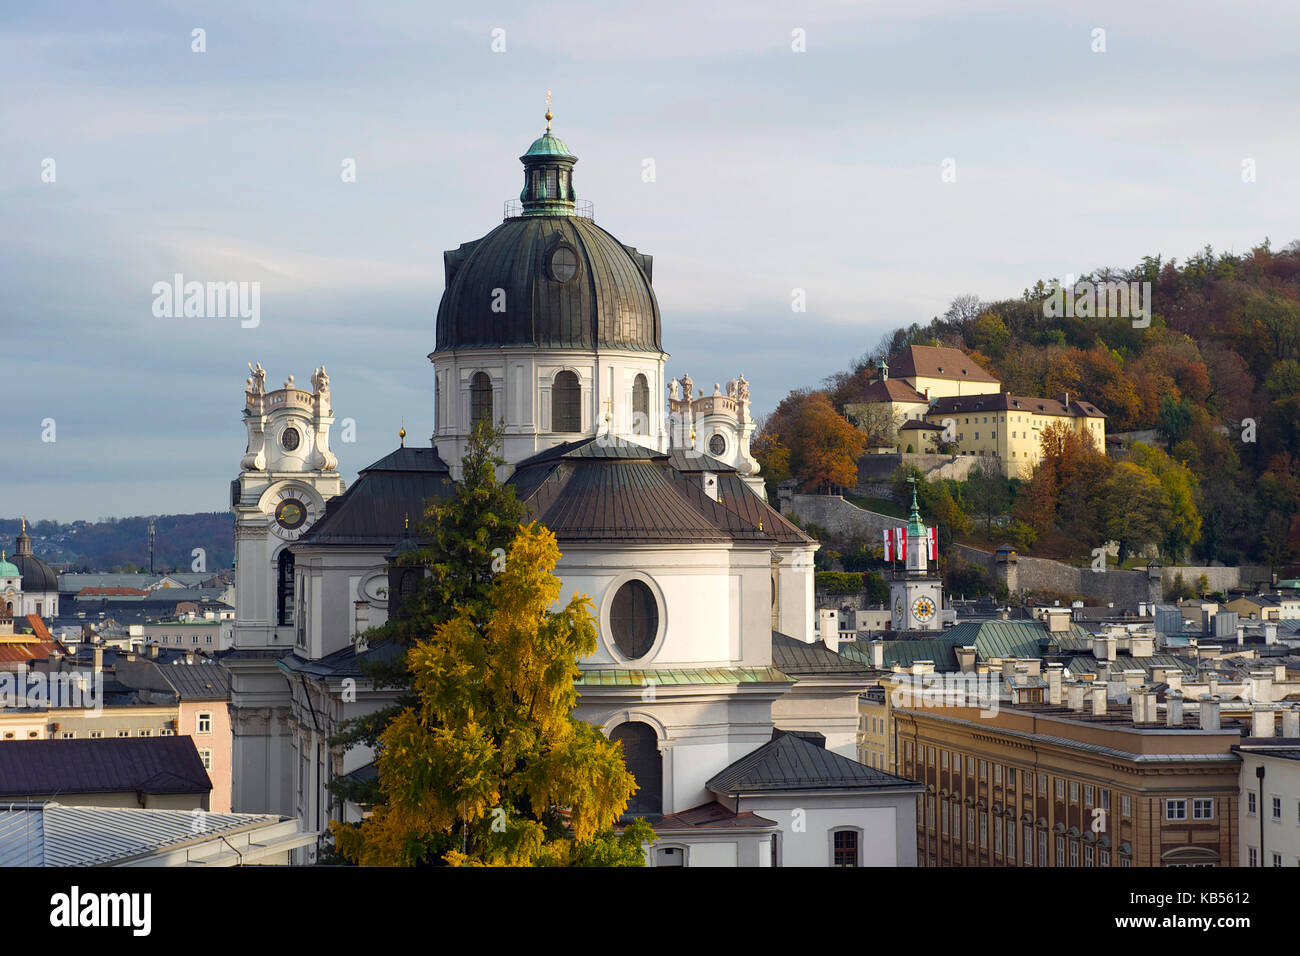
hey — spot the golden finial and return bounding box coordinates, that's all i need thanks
[545,90,553,132]
[404,512,410,531]
[20,517,25,535]
[399,419,406,447]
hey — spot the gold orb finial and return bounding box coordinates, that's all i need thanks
[404,512,410,531]
[399,419,406,446]
[20,517,25,535]
[545,90,553,131]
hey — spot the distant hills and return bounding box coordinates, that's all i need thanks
[0,514,235,574]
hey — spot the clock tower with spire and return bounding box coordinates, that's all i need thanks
[890,481,944,632]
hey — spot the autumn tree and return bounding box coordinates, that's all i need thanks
[964,458,1012,539]
[331,522,654,866]
[330,419,526,812]
[1097,462,1170,565]
[786,392,866,492]
[1129,443,1202,562]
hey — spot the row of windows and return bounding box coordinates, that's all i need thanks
[3,714,211,740]
[932,801,1125,866]
[152,634,214,645]
[1246,848,1299,867]
[1246,792,1300,822]
[463,371,652,434]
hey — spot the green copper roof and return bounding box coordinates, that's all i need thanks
[0,553,18,579]
[521,131,575,160]
[907,482,925,538]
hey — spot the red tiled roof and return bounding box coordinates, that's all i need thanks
[25,615,52,642]
[857,378,928,404]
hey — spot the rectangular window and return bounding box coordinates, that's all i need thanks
[89,731,103,739]
[967,756,975,774]
[833,830,859,867]
[1100,849,1110,867]
[117,729,131,738]
[1085,784,1094,805]
[1273,853,1283,868]
[1249,847,1258,867]
[199,749,212,771]
[942,802,949,835]
[979,760,987,780]
[1102,790,1111,811]
[994,764,1002,783]
[1085,845,1095,867]
[1193,798,1214,820]
[1038,773,1047,794]
[197,712,212,734]
[1006,822,1015,860]
[1070,781,1079,801]
[1056,836,1065,867]
[61,731,75,739]
[1273,796,1282,821]
[1023,826,1033,864]
[1056,778,1064,799]
[927,746,935,765]
[1038,831,1047,866]
[994,818,1002,853]
[1070,842,1079,867]
[967,808,975,844]
[1248,792,1256,814]
[941,750,948,769]
[138,729,152,737]
[979,815,988,848]
[1165,798,1187,821]
[1122,794,1131,817]
[159,728,173,736]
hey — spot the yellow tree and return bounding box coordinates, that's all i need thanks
[331,522,653,866]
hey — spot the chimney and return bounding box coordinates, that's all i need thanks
[819,609,839,654]
[1131,686,1156,724]
[92,647,103,674]
[955,646,977,674]
[1198,695,1220,731]
[1264,622,1278,644]
[1251,706,1275,738]
[1283,706,1300,739]
[1130,634,1154,658]
[1090,685,1108,716]
[1067,681,1087,712]
[1046,664,1064,705]
[1166,691,1184,727]
[1251,670,1273,704]
[871,642,884,669]
[149,644,159,659]
[1093,635,1117,662]
[1165,672,1183,693]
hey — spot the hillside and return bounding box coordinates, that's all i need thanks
[0,514,235,574]
[757,240,1300,572]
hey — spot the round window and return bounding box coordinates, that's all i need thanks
[709,434,726,457]
[281,427,301,451]
[609,579,658,660]
[549,245,579,282]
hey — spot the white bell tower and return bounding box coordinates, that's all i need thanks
[227,363,345,814]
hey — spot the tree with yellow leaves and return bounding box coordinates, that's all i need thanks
[331,520,654,866]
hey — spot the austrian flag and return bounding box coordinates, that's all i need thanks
[883,527,908,561]
[926,525,938,560]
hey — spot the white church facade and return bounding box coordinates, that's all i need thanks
[226,117,921,866]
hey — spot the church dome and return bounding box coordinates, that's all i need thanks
[0,555,18,580]
[12,524,57,592]
[434,126,661,354]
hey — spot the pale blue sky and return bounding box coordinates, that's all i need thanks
[3,0,1298,519]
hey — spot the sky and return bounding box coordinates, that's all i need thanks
[3,0,1299,520]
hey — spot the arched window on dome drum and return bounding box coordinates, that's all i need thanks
[470,372,492,426]
[552,370,581,433]
[632,374,649,434]
[609,722,662,816]
[609,579,657,659]
[277,550,295,626]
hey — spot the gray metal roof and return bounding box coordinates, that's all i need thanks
[707,732,921,794]
[772,631,873,677]
[435,214,661,354]
[0,803,285,866]
[157,659,233,700]
[296,446,454,548]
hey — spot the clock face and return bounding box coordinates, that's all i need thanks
[913,596,936,621]
[281,426,301,451]
[270,491,316,539]
[709,434,726,457]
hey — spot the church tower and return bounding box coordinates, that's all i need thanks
[890,483,944,632]
[227,364,344,814]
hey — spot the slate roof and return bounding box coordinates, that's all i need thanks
[0,737,212,798]
[707,732,922,794]
[771,631,873,677]
[928,392,1106,419]
[0,803,290,867]
[157,660,233,700]
[891,345,999,383]
[654,801,778,832]
[297,446,455,548]
[278,639,403,681]
[576,666,792,688]
[508,436,812,547]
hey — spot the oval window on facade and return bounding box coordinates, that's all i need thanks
[549,244,579,283]
[609,579,658,660]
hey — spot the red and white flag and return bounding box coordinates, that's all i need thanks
[897,527,908,561]
[882,529,893,562]
[927,525,938,560]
